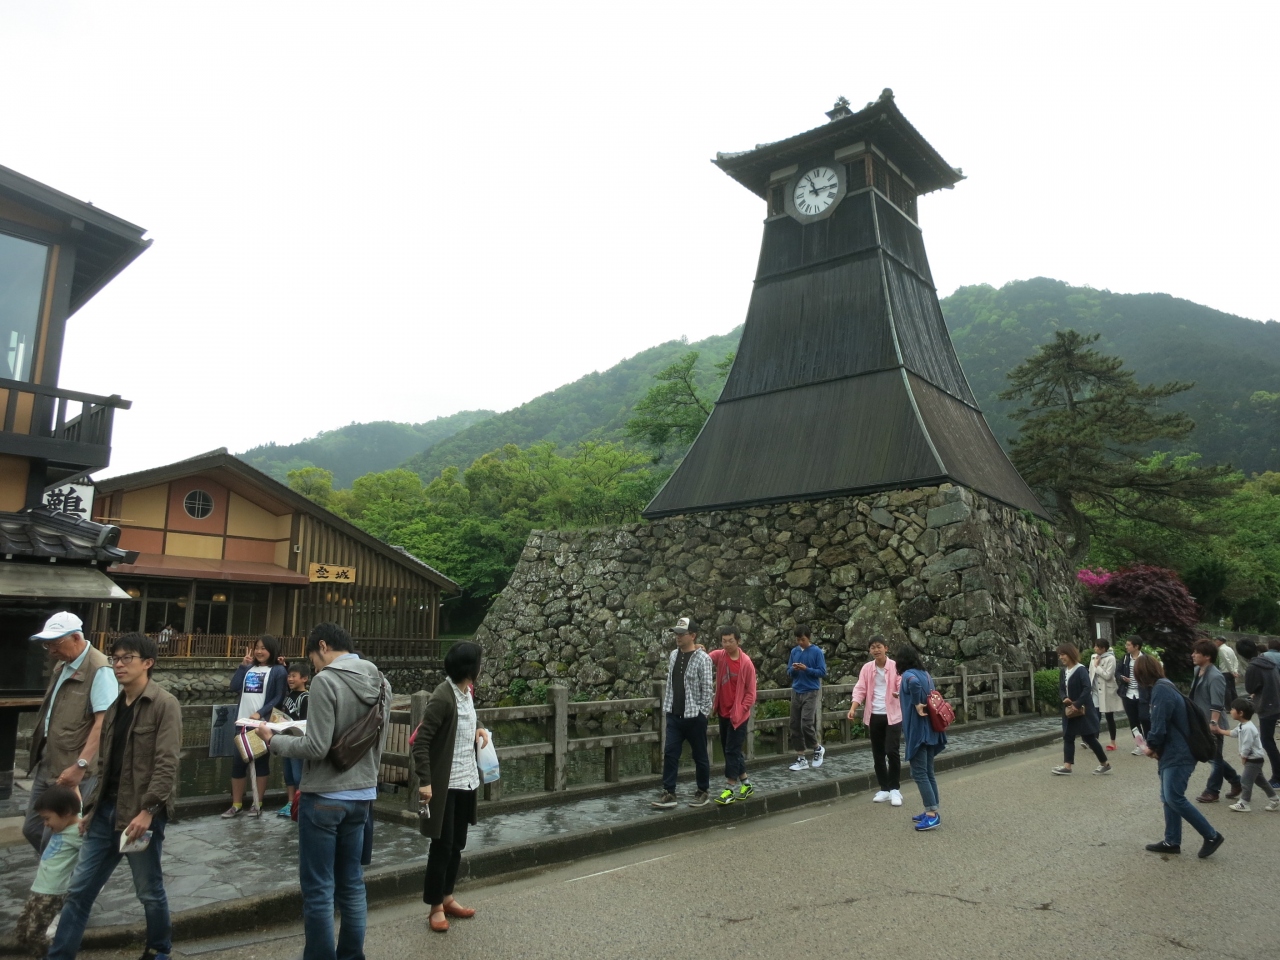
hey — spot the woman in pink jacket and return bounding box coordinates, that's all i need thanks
[710,626,758,805]
[847,635,904,806]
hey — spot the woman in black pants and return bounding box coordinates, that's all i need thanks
[1053,643,1112,776]
[1238,638,1280,786]
[411,642,490,933]
[1116,637,1148,755]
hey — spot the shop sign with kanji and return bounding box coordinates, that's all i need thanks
[43,483,95,521]
[308,562,357,584]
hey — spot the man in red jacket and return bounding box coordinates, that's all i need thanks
[710,626,758,805]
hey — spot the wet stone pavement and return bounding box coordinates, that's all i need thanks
[0,714,1059,931]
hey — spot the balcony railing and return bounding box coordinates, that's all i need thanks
[0,377,130,475]
[91,632,446,662]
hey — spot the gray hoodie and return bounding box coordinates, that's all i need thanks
[269,654,392,795]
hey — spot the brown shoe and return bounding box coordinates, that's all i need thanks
[1195,791,1219,804]
[429,909,449,933]
[443,901,476,918]
[1226,783,1243,800]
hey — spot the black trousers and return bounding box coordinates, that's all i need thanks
[423,789,474,906]
[718,716,748,782]
[1064,731,1107,765]
[868,713,901,791]
[1121,697,1145,737]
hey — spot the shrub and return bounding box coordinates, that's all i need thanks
[1034,669,1060,707]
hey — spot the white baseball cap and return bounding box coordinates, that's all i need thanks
[31,611,84,641]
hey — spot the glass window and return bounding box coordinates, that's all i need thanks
[0,231,48,382]
[193,583,230,634]
[142,580,191,633]
[230,584,269,635]
[184,490,214,519]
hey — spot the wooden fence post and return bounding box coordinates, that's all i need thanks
[745,702,756,762]
[604,746,619,782]
[1028,666,1036,712]
[996,663,1005,718]
[546,684,568,793]
[407,689,429,812]
[959,664,970,723]
[651,680,666,774]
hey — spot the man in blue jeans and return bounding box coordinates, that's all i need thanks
[651,617,715,810]
[262,623,391,960]
[48,632,181,960]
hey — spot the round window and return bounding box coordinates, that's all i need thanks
[183,490,214,520]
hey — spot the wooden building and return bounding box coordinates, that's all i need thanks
[91,449,458,646]
[0,164,148,797]
[644,91,1046,520]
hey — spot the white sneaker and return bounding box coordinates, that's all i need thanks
[812,744,826,768]
[889,789,904,807]
[789,757,810,772]
[1130,746,1144,756]
[1266,797,1280,812]
[872,790,891,803]
[1228,800,1251,812]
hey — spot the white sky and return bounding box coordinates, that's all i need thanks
[5,3,1277,478]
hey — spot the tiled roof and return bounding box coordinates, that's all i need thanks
[0,509,138,564]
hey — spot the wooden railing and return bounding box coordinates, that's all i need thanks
[93,633,446,661]
[376,665,1039,812]
[0,376,130,470]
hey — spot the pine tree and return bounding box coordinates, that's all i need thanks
[1000,330,1238,563]
[625,350,734,459]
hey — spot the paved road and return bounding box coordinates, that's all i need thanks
[83,741,1275,960]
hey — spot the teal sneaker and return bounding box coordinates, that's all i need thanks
[277,803,292,818]
[738,782,754,798]
[715,788,736,805]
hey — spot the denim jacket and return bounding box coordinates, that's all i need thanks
[1146,679,1194,770]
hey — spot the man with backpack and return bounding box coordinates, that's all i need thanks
[1190,640,1242,804]
[261,623,391,960]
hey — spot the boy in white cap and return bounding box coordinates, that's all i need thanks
[651,617,714,809]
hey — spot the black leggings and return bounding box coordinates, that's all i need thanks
[423,789,474,906]
[1260,714,1280,783]
[1121,697,1145,738]
[1102,712,1117,741]
[1064,732,1107,765]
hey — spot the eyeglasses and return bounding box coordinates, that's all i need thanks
[107,655,142,666]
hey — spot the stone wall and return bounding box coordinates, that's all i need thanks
[475,484,1085,704]
[151,658,443,704]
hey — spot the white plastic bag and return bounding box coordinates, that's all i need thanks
[477,735,500,784]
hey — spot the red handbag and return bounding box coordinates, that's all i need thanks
[926,688,955,732]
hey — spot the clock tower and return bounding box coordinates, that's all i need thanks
[644,90,1046,520]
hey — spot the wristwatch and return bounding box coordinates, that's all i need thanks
[76,758,89,771]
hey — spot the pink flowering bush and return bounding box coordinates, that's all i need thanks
[1076,567,1113,594]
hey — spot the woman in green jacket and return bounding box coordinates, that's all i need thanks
[411,641,490,933]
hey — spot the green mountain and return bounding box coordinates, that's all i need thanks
[944,278,1280,474]
[237,279,1280,487]
[399,330,742,480]
[237,410,495,486]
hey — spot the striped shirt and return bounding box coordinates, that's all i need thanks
[447,681,480,792]
[662,648,714,718]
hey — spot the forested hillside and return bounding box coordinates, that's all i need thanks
[238,410,495,486]
[399,330,742,479]
[945,279,1280,474]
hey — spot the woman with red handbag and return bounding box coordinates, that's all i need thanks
[896,646,946,831]
[1054,643,1112,776]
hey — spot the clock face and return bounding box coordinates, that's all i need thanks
[793,166,840,216]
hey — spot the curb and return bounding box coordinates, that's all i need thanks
[0,727,1061,953]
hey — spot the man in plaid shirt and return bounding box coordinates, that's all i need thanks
[651,617,715,809]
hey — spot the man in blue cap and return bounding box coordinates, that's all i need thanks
[24,612,117,853]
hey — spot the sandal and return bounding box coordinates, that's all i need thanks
[443,901,476,918]
[429,908,449,933]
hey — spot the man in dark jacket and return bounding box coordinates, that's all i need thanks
[262,623,391,960]
[1237,638,1280,787]
[1190,640,1242,803]
[47,633,181,960]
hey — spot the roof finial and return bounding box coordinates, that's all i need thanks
[879,87,894,101]
[825,96,853,122]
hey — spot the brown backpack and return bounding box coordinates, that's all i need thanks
[327,672,388,772]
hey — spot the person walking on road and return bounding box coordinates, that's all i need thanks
[1214,636,1241,707]
[24,612,116,854]
[411,641,490,933]
[1138,654,1225,858]
[895,645,945,831]
[848,634,903,806]
[1190,639,1242,804]
[787,624,827,772]
[1236,638,1280,787]
[1212,699,1280,813]
[1116,637,1148,754]
[46,632,182,960]
[1089,639,1122,752]
[651,617,714,809]
[1053,643,1111,776]
[260,623,392,960]
[709,626,757,805]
